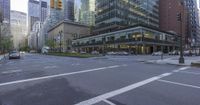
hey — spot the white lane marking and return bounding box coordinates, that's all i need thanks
[173,67,190,72]
[179,71,200,75]
[75,73,173,105]
[44,66,57,69]
[179,67,191,70]
[103,99,116,105]
[158,79,200,89]
[0,65,123,87]
[2,69,22,74]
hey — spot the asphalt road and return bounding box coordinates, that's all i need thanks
[0,54,199,105]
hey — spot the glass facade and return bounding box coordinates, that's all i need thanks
[79,0,96,26]
[185,0,200,47]
[73,26,179,54]
[0,0,10,23]
[94,0,159,34]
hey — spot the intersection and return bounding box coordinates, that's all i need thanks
[0,54,199,105]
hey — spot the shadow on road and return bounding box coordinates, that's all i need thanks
[0,78,94,105]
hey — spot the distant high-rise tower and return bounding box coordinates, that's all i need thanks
[40,0,48,23]
[0,0,10,23]
[80,0,95,26]
[64,0,74,21]
[28,0,40,32]
[185,0,200,48]
[10,10,27,49]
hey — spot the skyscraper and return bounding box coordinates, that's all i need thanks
[0,0,10,23]
[28,0,40,32]
[64,0,74,21]
[10,10,27,49]
[80,0,95,26]
[40,0,48,23]
[185,0,200,48]
[94,0,159,34]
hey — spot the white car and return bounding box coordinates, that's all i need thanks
[152,51,163,56]
[42,46,50,54]
[91,51,99,55]
[107,52,116,55]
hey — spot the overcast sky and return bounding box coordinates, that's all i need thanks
[11,0,28,13]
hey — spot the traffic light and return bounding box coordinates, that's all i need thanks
[50,0,55,8]
[57,0,63,10]
[177,13,182,22]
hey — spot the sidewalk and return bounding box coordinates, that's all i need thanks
[144,56,200,66]
[0,54,8,63]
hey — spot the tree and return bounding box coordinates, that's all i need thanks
[0,22,13,53]
[46,39,55,49]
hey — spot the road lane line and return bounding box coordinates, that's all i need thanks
[0,65,123,87]
[173,67,190,72]
[75,73,173,105]
[1,69,22,74]
[158,79,200,89]
[103,99,116,105]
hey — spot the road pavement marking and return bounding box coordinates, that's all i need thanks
[173,67,190,72]
[102,99,116,105]
[75,73,173,105]
[158,79,200,89]
[0,65,123,87]
[1,69,22,74]
[179,71,200,75]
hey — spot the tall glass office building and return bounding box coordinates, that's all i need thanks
[80,0,95,26]
[94,0,159,34]
[0,0,10,23]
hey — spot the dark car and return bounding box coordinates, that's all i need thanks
[9,51,21,59]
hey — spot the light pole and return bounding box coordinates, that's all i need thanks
[36,29,39,53]
[0,9,2,53]
[177,12,184,64]
[59,31,63,53]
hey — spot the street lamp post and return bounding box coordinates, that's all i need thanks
[59,31,63,53]
[103,36,106,56]
[177,12,185,64]
[36,29,39,53]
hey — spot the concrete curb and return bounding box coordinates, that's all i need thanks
[0,54,8,63]
[191,62,200,67]
[140,60,190,66]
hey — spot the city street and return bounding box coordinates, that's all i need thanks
[0,54,200,105]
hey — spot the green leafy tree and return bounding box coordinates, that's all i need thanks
[46,39,55,49]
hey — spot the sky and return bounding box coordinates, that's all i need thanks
[11,0,28,13]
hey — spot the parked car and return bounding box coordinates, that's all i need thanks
[42,46,50,54]
[169,50,179,55]
[30,50,37,53]
[80,51,87,54]
[91,51,99,55]
[184,50,192,56]
[20,51,26,54]
[117,51,129,55]
[152,51,163,56]
[9,51,20,59]
[107,51,116,55]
